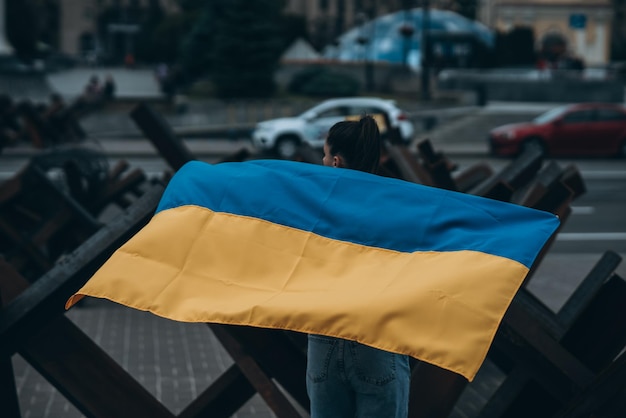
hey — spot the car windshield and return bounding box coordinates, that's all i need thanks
[299,102,331,119]
[533,106,571,124]
[298,109,315,119]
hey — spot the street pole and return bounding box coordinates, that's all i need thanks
[356,11,375,92]
[399,6,414,72]
[421,0,431,101]
[0,0,14,55]
[366,8,375,91]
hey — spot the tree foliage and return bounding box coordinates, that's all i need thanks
[494,26,536,67]
[133,2,166,63]
[280,14,309,52]
[288,67,360,97]
[135,9,193,64]
[453,0,478,20]
[179,4,214,79]
[5,0,40,62]
[181,0,287,98]
[177,0,205,13]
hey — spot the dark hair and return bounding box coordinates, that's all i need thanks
[326,115,381,174]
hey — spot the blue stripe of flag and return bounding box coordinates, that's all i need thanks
[156,160,559,269]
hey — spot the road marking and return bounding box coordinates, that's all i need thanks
[581,171,626,180]
[571,206,595,215]
[557,232,626,241]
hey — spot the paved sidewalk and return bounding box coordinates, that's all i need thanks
[46,67,164,101]
[13,299,279,418]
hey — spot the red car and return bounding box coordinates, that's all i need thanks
[488,103,626,157]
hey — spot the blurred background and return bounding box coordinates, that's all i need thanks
[1,0,625,101]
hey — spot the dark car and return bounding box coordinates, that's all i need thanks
[488,103,626,157]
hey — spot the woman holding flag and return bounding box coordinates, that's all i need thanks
[306,115,411,418]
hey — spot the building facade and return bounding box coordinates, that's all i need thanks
[41,0,623,66]
[284,0,410,50]
[51,1,482,61]
[284,1,466,50]
[58,0,179,57]
[477,0,614,65]
[56,0,420,59]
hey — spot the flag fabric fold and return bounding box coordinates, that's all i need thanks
[66,159,559,381]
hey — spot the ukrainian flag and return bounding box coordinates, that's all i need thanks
[66,160,559,381]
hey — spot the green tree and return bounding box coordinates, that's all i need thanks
[611,0,626,60]
[135,8,194,64]
[453,0,478,20]
[178,0,205,12]
[179,4,214,80]
[207,0,286,98]
[280,13,309,51]
[6,0,40,62]
[134,0,165,63]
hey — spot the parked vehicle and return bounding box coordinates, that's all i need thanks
[488,102,626,158]
[252,97,415,158]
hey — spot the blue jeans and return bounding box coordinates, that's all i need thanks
[306,335,410,418]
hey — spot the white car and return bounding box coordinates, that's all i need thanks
[252,97,415,158]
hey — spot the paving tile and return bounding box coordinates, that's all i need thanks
[13,298,278,417]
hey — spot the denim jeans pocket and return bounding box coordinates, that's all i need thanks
[306,335,336,383]
[351,342,397,386]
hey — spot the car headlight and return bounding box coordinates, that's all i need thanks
[504,131,516,140]
[495,130,516,140]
